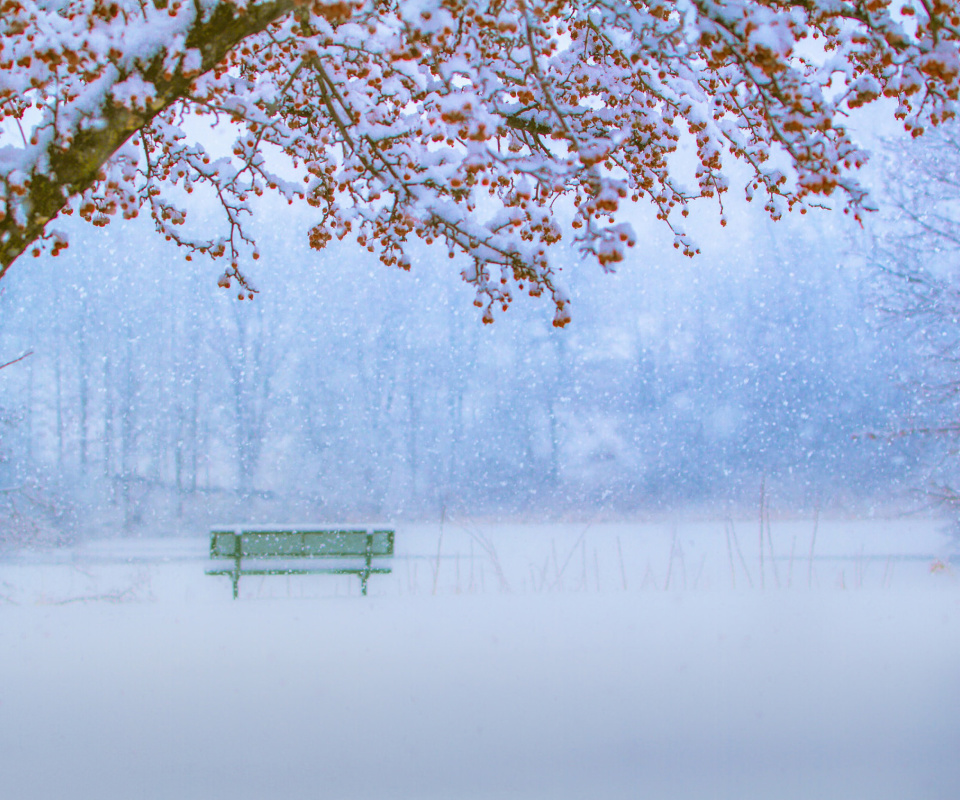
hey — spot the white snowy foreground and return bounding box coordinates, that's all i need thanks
[1,520,959,800]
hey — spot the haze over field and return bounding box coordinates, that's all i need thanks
[3,13,960,797]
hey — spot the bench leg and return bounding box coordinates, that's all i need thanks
[233,550,242,600]
[361,542,372,596]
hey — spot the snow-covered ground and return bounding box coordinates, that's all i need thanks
[2,517,959,799]
[2,515,956,602]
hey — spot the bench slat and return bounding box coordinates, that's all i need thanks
[206,567,393,577]
[210,529,394,558]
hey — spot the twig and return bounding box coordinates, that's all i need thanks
[469,540,475,593]
[664,527,678,590]
[693,554,707,589]
[677,537,688,590]
[766,509,781,588]
[48,584,142,605]
[787,535,797,589]
[808,505,820,589]
[551,538,561,591]
[641,561,658,590]
[580,537,587,592]
[0,351,33,371]
[724,521,737,589]
[535,555,549,591]
[431,506,445,595]
[450,515,509,591]
[557,523,591,585]
[616,535,628,591]
[759,478,766,590]
[729,520,754,588]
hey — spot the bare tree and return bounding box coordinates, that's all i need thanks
[0,351,71,550]
[869,123,960,506]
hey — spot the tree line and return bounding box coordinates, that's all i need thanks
[0,196,922,543]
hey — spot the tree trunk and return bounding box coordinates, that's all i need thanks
[0,0,297,274]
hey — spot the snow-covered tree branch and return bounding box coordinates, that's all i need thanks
[0,0,296,275]
[2,0,959,323]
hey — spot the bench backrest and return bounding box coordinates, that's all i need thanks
[210,528,394,559]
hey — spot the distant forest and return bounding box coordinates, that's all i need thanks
[0,144,948,543]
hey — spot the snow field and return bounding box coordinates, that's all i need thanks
[1,518,958,800]
[1,517,955,604]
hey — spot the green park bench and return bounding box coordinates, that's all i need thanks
[206,526,395,599]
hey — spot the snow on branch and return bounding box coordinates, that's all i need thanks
[1,0,958,321]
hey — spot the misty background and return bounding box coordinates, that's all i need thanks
[0,126,955,547]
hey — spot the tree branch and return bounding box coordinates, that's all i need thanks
[0,0,297,275]
[0,351,33,371]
